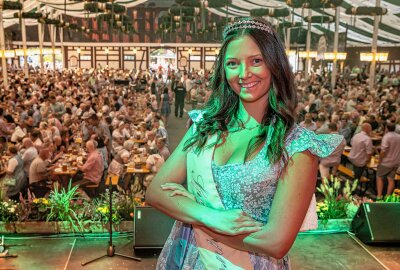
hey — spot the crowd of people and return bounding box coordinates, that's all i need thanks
[0,59,399,202]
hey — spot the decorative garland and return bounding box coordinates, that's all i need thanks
[175,0,200,7]
[97,13,130,23]
[3,1,23,10]
[279,21,303,28]
[305,15,334,23]
[13,12,43,19]
[38,18,61,25]
[345,6,388,16]
[207,0,231,8]
[286,0,343,9]
[250,8,290,18]
[169,6,197,16]
[84,2,126,14]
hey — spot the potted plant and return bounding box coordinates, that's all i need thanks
[315,176,359,232]
[0,200,18,233]
[383,189,400,202]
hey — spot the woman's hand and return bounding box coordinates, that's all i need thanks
[201,209,264,236]
[161,183,195,201]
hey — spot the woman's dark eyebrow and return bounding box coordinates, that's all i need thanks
[225,54,262,61]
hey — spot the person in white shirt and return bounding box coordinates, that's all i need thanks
[144,147,165,188]
[21,138,38,175]
[348,123,373,188]
[376,123,400,199]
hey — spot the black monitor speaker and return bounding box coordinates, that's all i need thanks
[351,202,400,244]
[133,206,175,249]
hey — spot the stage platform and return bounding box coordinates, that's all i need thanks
[1,232,399,270]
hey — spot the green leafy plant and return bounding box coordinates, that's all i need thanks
[316,176,358,220]
[46,182,84,232]
[384,189,400,203]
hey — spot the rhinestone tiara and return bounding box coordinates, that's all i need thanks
[223,19,273,39]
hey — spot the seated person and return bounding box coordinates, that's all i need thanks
[75,140,104,187]
[156,137,170,161]
[143,147,165,188]
[5,145,27,200]
[319,123,346,179]
[145,130,157,149]
[109,147,131,190]
[29,147,53,198]
[21,137,38,175]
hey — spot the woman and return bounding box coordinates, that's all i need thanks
[5,145,27,200]
[146,18,343,269]
[160,87,171,127]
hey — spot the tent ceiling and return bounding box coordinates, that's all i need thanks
[3,0,400,46]
[208,0,400,46]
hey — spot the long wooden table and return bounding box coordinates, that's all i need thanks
[341,149,400,181]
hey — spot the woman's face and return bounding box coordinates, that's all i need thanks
[224,35,272,108]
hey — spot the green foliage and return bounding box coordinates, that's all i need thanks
[3,1,23,10]
[175,0,200,7]
[316,176,358,220]
[92,188,141,224]
[345,6,388,16]
[13,12,43,19]
[207,0,231,8]
[84,2,126,14]
[46,182,83,232]
[286,0,343,9]
[305,15,334,24]
[250,8,269,17]
[384,189,400,203]
[250,8,290,18]
[0,184,144,226]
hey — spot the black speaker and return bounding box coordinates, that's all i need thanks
[133,206,175,249]
[351,202,400,244]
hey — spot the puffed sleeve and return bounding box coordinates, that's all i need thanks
[284,125,345,231]
[187,109,205,134]
[286,125,345,159]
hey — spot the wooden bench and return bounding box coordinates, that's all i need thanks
[337,164,370,183]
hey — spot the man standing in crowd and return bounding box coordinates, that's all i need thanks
[348,123,373,191]
[173,81,186,118]
[376,123,400,200]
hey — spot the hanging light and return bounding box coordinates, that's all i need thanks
[214,48,220,55]
[298,51,318,58]
[376,52,388,61]
[15,49,25,56]
[285,50,296,56]
[324,52,347,60]
[42,48,53,55]
[188,48,193,54]
[77,48,81,54]
[0,50,15,58]
[360,52,388,61]
[105,47,109,54]
[132,48,137,54]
